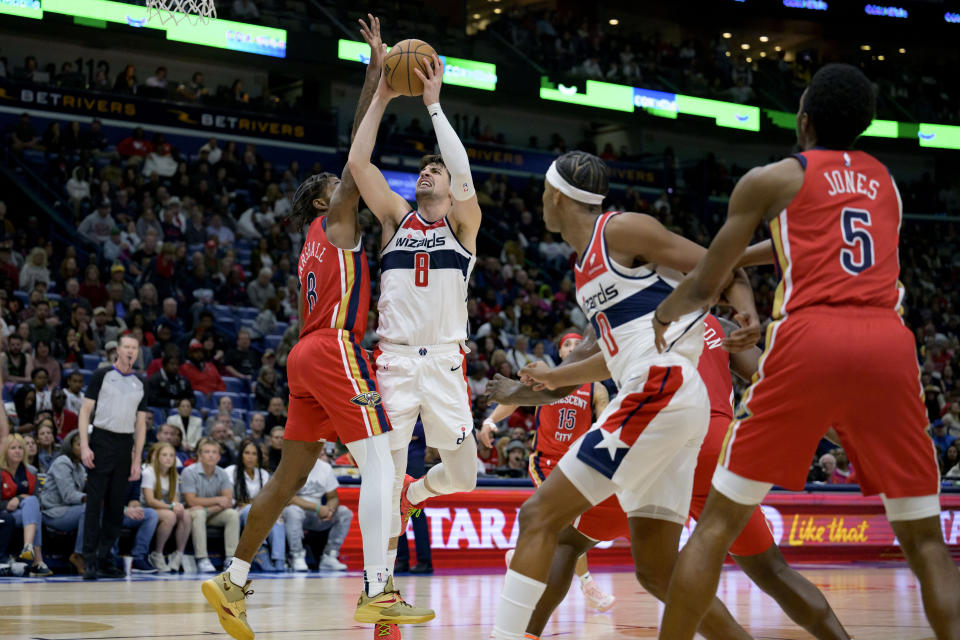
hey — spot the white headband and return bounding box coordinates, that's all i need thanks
[545,161,606,205]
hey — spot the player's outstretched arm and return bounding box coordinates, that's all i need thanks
[346,61,411,229]
[325,15,388,249]
[654,159,802,338]
[415,55,481,249]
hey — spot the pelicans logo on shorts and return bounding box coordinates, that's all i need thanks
[350,391,383,407]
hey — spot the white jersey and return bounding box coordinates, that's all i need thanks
[378,211,476,346]
[574,211,705,388]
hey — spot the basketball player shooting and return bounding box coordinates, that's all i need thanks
[348,49,483,572]
[653,63,960,640]
[200,17,434,640]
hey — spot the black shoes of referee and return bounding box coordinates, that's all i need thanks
[83,560,125,580]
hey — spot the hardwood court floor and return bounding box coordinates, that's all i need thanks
[0,565,940,639]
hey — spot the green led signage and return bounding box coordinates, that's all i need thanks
[338,39,497,92]
[918,123,960,150]
[0,0,287,57]
[539,78,760,131]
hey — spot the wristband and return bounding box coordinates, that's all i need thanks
[169,503,174,510]
[482,419,496,428]
[204,506,209,516]
[315,503,323,515]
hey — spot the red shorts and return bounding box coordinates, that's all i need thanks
[529,452,630,542]
[285,330,391,445]
[689,414,774,557]
[719,307,940,498]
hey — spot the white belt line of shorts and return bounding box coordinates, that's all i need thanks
[377,341,461,357]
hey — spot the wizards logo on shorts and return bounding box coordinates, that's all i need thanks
[350,391,383,407]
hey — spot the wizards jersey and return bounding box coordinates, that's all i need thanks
[378,211,476,346]
[532,382,594,459]
[574,211,704,388]
[297,216,370,340]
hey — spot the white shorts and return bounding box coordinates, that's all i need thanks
[557,359,708,525]
[374,341,473,451]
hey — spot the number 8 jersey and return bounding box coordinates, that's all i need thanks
[297,216,371,339]
[771,149,901,318]
[378,211,476,346]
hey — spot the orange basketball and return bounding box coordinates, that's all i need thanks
[384,39,438,97]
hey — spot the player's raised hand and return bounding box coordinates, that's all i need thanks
[723,311,762,353]
[413,53,444,106]
[358,14,383,76]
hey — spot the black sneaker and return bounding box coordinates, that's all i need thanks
[83,566,98,581]
[410,562,433,575]
[131,557,158,573]
[98,563,125,579]
[393,560,410,574]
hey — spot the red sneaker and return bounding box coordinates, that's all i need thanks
[375,623,400,639]
[399,475,424,535]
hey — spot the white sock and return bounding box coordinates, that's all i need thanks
[364,565,390,596]
[227,558,250,587]
[492,569,547,640]
[579,571,592,585]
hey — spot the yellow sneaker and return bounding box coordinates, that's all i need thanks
[201,571,255,640]
[354,576,435,625]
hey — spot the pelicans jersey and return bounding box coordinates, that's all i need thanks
[375,211,477,451]
[285,216,389,445]
[558,211,709,523]
[574,211,704,388]
[378,211,476,346]
[717,150,939,504]
[532,383,594,459]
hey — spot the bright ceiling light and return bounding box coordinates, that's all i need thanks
[741,43,750,50]
[759,36,769,42]
[722,32,732,38]
[609,18,619,25]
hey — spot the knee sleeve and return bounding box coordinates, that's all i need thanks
[346,434,394,568]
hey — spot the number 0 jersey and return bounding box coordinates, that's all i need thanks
[377,211,476,346]
[297,216,370,340]
[771,150,901,318]
[574,211,705,388]
[532,382,594,459]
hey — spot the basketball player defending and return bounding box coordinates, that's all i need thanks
[348,52,482,572]
[481,332,618,613]
[489,150,762,640]
[655,64,960,640]
[201,17,433,640]
[490,315,850,640]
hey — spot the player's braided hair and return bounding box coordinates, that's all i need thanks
[802,64,876,150]
[289,172,338,232]
[555,150,609,208]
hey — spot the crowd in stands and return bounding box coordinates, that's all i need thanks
[490,6,960,125]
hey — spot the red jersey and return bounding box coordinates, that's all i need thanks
[699,314,733,420]
[532,382,594,459]
[298,216,370,339]
[771,149,901,319]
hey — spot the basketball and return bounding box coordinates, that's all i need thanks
[384,39,438,97]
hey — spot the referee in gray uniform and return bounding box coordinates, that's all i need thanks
[79,334,148,579]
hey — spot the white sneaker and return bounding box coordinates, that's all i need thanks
[197,558,217,573]
[290,551,308,572]
[318,552,347,571]
[148,551,169,572]
[181,554,198,574]
[581,579,615,612]
[167,551,183,573]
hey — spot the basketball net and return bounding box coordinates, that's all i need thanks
[145,0,217,26]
